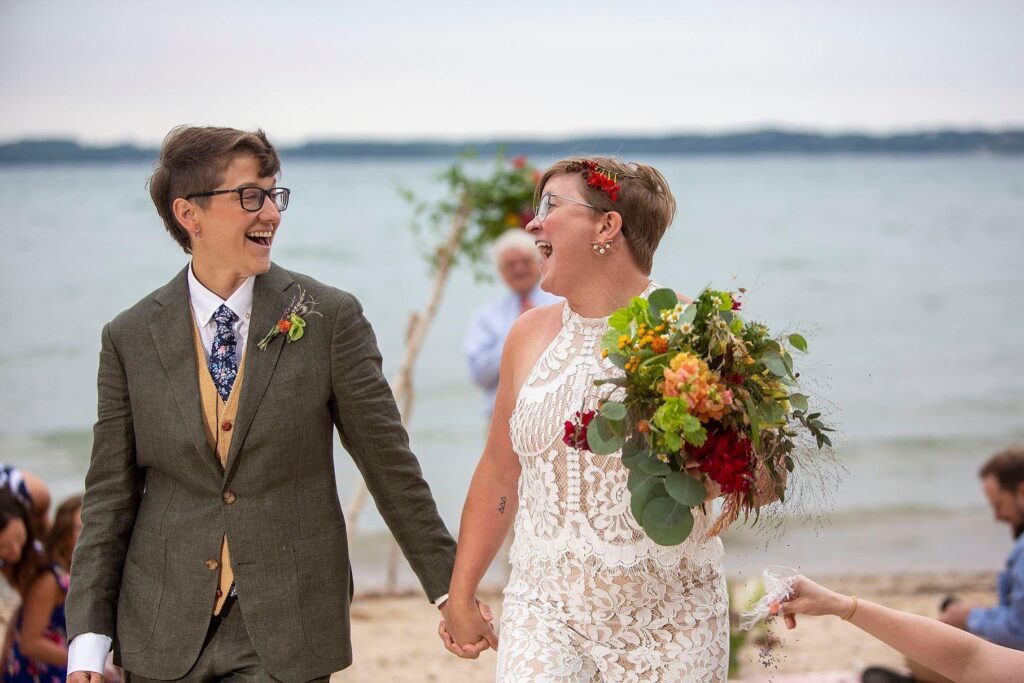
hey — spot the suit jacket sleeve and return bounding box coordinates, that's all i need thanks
[65,322,144,640]
[329,293,457,601]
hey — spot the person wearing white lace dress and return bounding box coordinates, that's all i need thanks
[440,157,731,682]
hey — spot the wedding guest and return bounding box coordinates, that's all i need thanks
[777,574,1024,683]
[940,445,1024,648]
[0,468,51,536]
[0,491,46,677]
[462,229,560,416]
[0,491,44,599]
[852,445,1024,683]
[4,495,81,682]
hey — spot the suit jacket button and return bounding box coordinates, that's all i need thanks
[222,491,237,505]
[221,420,233,432]
[205,559,219,571]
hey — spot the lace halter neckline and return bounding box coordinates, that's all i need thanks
[560,280,659,328]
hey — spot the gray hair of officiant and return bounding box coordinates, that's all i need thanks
[491,228,540,268]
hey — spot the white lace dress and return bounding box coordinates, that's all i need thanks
[496,293,729,682]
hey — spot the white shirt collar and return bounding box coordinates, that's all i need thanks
[187,262,255,325]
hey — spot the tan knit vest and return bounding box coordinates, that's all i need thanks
[190,319,247,615]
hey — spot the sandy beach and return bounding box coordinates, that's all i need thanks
[332,571,998,682]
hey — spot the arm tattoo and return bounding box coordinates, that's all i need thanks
[498,496,507,514]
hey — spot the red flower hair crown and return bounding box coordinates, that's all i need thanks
[565,160,637,203]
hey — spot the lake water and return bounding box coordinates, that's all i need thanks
[1,155,1022,588]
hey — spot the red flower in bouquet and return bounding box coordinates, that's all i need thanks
[564,410,596,450]
[690,428,754,494]
[512,155,527,170]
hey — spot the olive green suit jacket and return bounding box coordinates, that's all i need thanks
[66,264,457,681]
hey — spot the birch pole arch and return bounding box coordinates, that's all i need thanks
[345,152,540,591]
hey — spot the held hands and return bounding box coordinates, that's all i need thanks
[774,575,855,630]
[438,597,498,659]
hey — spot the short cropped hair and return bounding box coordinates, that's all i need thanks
[979,445,1024,492]
[534,156,676,274]
[148,126,281,253]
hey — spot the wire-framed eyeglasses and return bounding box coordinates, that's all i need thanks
[534,192,599,224]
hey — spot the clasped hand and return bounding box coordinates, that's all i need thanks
[438,598,498,659]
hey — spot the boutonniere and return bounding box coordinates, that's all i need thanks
[257,286,322,350]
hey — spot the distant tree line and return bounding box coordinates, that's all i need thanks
[1,129,1022,164]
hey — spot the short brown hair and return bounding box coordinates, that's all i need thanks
[979,445,1024,492]
[148,126,281,253]
[535,156,677,274]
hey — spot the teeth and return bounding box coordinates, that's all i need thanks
[247,231,273,238]
[536,241,552,258]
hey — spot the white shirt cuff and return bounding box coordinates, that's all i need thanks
[433,593,449,608]
[67,632,112,676]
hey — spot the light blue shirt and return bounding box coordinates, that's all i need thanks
[966,532,1024,650]
[462,284,560,414]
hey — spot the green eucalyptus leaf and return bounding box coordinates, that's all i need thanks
[759,350,788,378]
[621,448,651,469]
[648,288,679,318]
[679,303,697,325]
[607,353,628,370]
[788,393,809,412]
[788,333,808,352]
[638,457,672,476]
[629,477,666,524]
[621,436,644,460]
[664,471,707,506]
[601,401,627,421]
[587,417,623,455]
[642,498,695,546]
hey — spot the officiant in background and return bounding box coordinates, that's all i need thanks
[463,229,560,418]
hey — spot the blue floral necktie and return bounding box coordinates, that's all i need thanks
[209,304,239,401]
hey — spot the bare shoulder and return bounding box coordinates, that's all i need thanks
[504,302,564,378]
[507,302,563,345]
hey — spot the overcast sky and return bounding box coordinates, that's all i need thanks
[1,0,1022,144]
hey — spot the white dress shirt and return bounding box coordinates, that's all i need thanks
[462,284,561,415]
[67,263,255,676]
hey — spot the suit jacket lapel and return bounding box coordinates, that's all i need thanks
[223,264,295,481]
[148,266,223,479]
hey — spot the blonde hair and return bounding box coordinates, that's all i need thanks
[535,156,676,274]
[491,228,540,268]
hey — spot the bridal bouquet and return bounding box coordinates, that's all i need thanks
[583,287,833,546]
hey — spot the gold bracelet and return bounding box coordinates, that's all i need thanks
[841,595,858,621]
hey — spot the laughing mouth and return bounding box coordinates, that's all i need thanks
[246,230,273,247]
[536,240,552,258]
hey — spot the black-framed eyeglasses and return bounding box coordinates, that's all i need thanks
[534,192,599,224]
[186,186,290,212]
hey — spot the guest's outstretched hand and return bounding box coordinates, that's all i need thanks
[438,597,498,658]
[776,575,856,629]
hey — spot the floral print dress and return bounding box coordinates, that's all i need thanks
[4,565,68,683]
